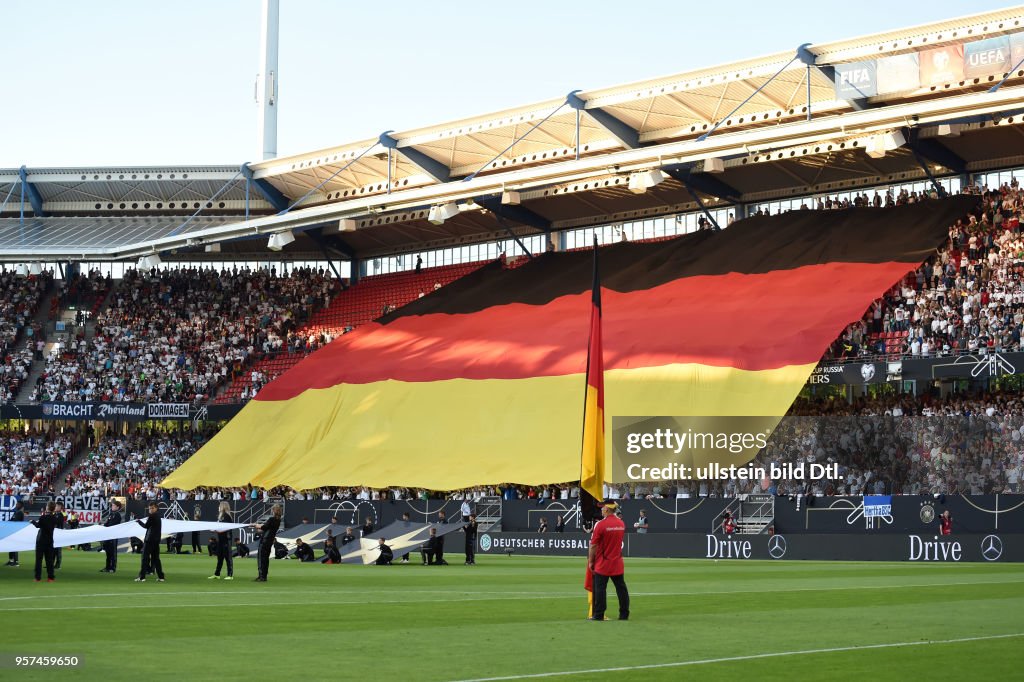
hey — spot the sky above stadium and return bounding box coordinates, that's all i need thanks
[1,0,1016,168]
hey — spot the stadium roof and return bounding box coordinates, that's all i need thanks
[2,7,1024,262]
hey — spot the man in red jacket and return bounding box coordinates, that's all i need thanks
[588,501,630,621]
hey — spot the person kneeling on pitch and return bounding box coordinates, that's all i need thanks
[588,500,629,621]
[375,538,393,565]
[420,527,445,565]
[294,538,315,562]
[321,538,341,564]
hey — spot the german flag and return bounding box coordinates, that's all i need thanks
[161,197,977,491]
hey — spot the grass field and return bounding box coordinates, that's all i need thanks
[1,550,1022,681]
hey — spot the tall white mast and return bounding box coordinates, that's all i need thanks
[256,0,280,160]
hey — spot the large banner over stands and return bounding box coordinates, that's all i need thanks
[474,532,1024,562]
[0,402,242,422]
[162,198,977,491]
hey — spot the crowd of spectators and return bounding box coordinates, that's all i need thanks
[0,270,53,402]
[0,431,75,496]
[829,179,1024,360]
[61,430,211,499]
[19,390,1013,504]
[31,265,338,403]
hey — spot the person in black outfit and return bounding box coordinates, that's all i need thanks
[399,513,413,563]
[191,510,202,554]
[135,502,165,582]
[420,527,447,565]
[31,502,58,582]
[100,500,123,573]
[234,539,250,558]
[253,504,282,582]
[6,500,24,566]
[294,539,315,562]
[211,502,234,580]
[435,512,448,563]
[375,538,394,565]
[321,538,341,564]
[361,517,374,537]
[555,515,565,533]
[464,514,478,565]
[53,501,66,569]
[207,537,218,556]
[340,527,356,546]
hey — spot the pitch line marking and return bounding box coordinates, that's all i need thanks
[451,633,1024,682]
[0,578,1021,612]
[4,573,1019,606]
[0,596,585,612]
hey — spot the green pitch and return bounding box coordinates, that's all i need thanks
[1,550,1022,681]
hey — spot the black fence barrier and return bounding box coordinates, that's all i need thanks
[902,352,1024,381]
[772,494,1024,534]
[17,495,1023,537]
[474,531,1024,562]
[502,495,1024,534]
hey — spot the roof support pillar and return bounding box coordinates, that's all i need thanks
[18,166,45,219]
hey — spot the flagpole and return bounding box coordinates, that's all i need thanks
[579,235,604,616]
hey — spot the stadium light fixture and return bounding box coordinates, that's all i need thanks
[937,123,962,137]
[703,157,725,173]
[267,230,296,251]
[501,190,521,205]
[204,243,222,253]
[339,218,358,232]
[428,202,460,225]
[15,264,28,277]
[627,169,666,194]
[137,254,162,270]
[865,130,905,159]
[28,262,43,276]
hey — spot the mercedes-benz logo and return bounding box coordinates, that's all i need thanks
[981,535,1003,562]
[768,534,787,559]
